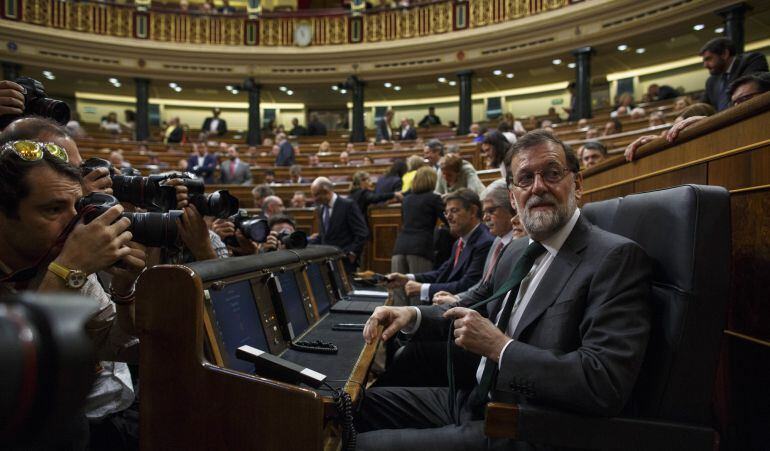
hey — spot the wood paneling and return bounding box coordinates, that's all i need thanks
[707,145,770,190]
[633,163,707,193]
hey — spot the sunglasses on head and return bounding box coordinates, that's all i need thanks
[2,140,69,163]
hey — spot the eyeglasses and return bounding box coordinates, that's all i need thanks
[2,140,69,163]
[509,164,572,189]
[482,206,499,216]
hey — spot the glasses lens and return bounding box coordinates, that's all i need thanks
[13,141,44,161]
[44,143,69,162]
[544,168,564,183]
[513,173,533,188]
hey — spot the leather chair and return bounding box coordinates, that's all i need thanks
[485,184,730,450]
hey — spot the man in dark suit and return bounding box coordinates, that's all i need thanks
[201,108,227,136]
[387,188,493,304]
[219,145,252,185]
[355,130,652,450]
[288,118,307,136]
[307,113,327,136]
[274,133,295,167]
[187,142,218,184]
[399,118,417,140]
[309,176,369,274]
[700,37,768,111]
[376,109,394,143]
[418,106,442,127]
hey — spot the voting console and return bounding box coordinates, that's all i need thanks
[135,245,387,450]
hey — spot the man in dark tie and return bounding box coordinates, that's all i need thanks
[355,130,652,450]
[308,177,369,274]
[700,37,768,112]
[386,188,494,305]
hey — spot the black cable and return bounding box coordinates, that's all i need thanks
[323,381,357,451]
[289,339,338,354]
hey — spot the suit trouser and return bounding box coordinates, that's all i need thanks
[374,339,481,389]
[390,254,433,306]
[354,386,529,451]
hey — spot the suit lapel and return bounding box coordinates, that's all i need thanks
[448,225,483,278]
[486,238,528,319]
[511,218,590,339]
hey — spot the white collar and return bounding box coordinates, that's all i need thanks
[499,230,514,246]
[529,208,581,256]
[461,222,481,243]
[328,192,338,208]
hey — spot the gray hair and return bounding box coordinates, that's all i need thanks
[481,179,515,214]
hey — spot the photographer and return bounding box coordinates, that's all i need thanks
[261,214,299,252]
[0,139,146,445]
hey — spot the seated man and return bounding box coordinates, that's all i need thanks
[0,139,147,448]
[387,188,493,305]
[291,191,307,208]
[578,141,607,168]
[261,214,300,252]
[356,130,652,450]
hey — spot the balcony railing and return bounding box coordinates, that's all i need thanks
[1,0,570,46]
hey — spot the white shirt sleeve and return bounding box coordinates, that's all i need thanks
[420,283,431,302]
[400,307,422,334]
[497,339,515,368]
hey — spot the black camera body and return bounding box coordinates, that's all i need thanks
[276,229,308,249]
[0,77,71,129]
[225,209,269,247]
[80,159,239,218]
[76,192,183,248]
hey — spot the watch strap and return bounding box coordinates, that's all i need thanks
[47,261,70,280]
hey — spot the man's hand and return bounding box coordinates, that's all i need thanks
[161,178,190,208]
[404,280,422,296]
[56,205,133,275]
[177,205,216,261]
[107,241,147,293]
[81,167,113,195]
[444,307,510,362]
[211,218,235,239]
[261,231,280,252]
[230,229,259,255]
[0,80,24,117]
[385,272,409,288]
[432,291,459,306]
[363,306,417,344]
[665,116,705,142]
[623,134,659,162]
[347,252,357,264]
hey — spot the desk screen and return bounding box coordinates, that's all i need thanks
[208,280,269,372]
[276,272,309,339]
[307,263,331,315]
[328,261,347,300]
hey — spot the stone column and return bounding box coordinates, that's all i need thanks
[246,79,261,146]
[457,70,473,136]
[717,3,750,54]
[349,76,365,143]
[135,78,150,142]
[572,46,594,120]
[2,62,21,81]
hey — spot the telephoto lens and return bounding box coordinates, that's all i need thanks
[76,192,183,248]
[0,77,70,129]
[224,209,269,247]
[277,230,308,249]
[189,190,240,219]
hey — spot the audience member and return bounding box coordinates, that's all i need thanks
[109,150,131,169]
[338,151,350,166]
[291,191,307,208]
[423,139,444,169]
[66,111,86,139]
[219,146,251,184]
[579,140,608,168]
[418,106,442,127]
[386,188,493,304]
[309,177,369,273]
[496,121,516,144]
[503,112,527,136]
[288,164,304,183]
[565,81,578,121]
[673,95,693,112]
[435,153,486,196]
[164,117,184,144]
[647,83,678,101]
[307,113,327,136]
[376,160,406,195]
[700,37,768,111]
[264,170,276,184]
[307,153,321,167]
[218,0,236,14]
[402,154,426,192]
[201,108,227,137]
[481,131,511,177]
[262,195,285,219]
[356,130,652,449]
[467,123,481,139]
[399,118,417,140]
[376,109,394,143]
[602,118,622,136]
[260,215,300,252]
[349,171,402,224]
[275,133,295,166]
[252,184,274,208]
[289,117,307,136]
[648,111,665,127]
[100,111,122,133]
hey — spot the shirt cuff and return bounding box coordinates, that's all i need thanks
[420,283,431,302]
[401,307,422,335]
[497,339,515,368]
[406,274,416,281]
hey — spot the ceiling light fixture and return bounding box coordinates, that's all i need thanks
[169,82,178,88]
[506,73,514,79]
[552,58,562,65]
[340,89,347,94]
[493,69,503,76]
[42,71,55,80]
[437,77,446,83]
[279,86,288,92]
[693,24,705,31]
[393,86,402,91]
[331,85,339,91]
[567,62,576,69]
[231,89,239,94]
[635,48,646,54]
[384,82,393,88]
[715,27,724,34]
[173,86,182,92]
[448,81,457,86]
[286,90,294,95]
[225,85,234,91]
[617,44,628,52]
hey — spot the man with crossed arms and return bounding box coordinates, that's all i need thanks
[355,130,652,450]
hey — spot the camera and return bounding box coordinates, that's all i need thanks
[80,159,240,218]
[76,192,183,248]
[0,77,71,129]
[225,209,269,247]
[0,292,96,448]
[276,229,308,249]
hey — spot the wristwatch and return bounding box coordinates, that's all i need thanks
[48,261,87,289]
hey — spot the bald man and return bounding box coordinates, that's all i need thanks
[309,176,369,273]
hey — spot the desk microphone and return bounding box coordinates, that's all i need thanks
[236,345,327,388]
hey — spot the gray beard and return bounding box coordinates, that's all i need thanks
[515,191,576,241]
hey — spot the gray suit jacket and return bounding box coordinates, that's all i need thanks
[455,236,511,303]
[219,160,252,185]
[416,215,652,417]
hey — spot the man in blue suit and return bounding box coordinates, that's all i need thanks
[274,133,295,167]
[309,176,369,274]
[387,188,494,304]
[187,142,218,184]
